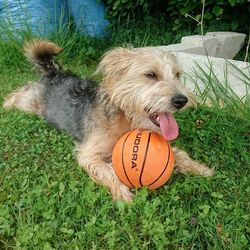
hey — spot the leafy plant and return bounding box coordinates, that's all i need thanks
[105,0,250,39]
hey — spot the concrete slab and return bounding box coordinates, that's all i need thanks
[206,32,246,59]
[159,44,207,55]
[181,35,218,57]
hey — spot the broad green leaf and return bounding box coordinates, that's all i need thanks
[228,0,236,7]
[212,6,223,17]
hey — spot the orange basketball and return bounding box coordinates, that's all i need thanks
[112,129,174,190]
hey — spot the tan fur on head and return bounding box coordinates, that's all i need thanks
[98,47,196,129]
[96,47,134,80]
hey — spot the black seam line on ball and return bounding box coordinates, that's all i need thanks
[148,141,171,188]
[139,132,151,187]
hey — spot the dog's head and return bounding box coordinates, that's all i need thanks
[97,47,196,141]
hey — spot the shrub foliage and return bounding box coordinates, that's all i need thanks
[105,0,250,34]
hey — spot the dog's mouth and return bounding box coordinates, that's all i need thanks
[149,112,179,141]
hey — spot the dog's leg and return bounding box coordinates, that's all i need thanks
[76,138,134,202]
[3,82,45,116]
[173,147,214,176]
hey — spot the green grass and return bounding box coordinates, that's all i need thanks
[0,21,250,249]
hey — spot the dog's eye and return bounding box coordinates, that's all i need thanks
[176,72,181,79]
[145,72,156,80]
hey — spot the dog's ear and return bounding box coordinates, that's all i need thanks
[96,47,134,78]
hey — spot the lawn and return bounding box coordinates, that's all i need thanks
[0,36,249,249]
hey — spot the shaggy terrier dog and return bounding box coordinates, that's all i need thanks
[3,39,214,201]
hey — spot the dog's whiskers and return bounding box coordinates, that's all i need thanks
[144,106,151,114]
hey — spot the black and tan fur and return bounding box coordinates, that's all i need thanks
[3,39,214,201]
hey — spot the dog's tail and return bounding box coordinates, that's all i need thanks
[23,39,63,76]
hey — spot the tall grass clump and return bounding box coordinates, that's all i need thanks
[185,61,250,120]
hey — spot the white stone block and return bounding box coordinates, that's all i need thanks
[159,43,207,55]
[206,31,246,59]
[181,35,218,57]
[171,52,249,99]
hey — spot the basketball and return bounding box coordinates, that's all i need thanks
[112,129,174,190]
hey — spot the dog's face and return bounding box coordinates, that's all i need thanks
[98,47,196,141]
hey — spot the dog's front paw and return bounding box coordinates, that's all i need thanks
[193,163,215,177]
[110,183,134,202]
[202,167,215,177]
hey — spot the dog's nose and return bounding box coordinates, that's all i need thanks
[172,94,188,109]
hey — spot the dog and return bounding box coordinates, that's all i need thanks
[3,39,214,201]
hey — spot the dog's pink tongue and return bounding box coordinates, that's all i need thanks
[159,112,179,141]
